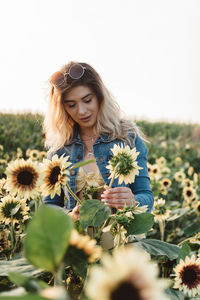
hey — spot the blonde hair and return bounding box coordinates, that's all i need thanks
[43,61,145,154]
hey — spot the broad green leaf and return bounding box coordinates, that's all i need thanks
[23,205,73,273]
[165,287,184,300]
[177,242,191,263]
[65,246,88,279]
[138,239,180,260]
[0,257,41,277]
[79,200,111,229]
[8,272,48,293]
[126,213,154,236]
[184,222,200,236]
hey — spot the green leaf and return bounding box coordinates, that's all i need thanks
[138,239,180,260]
[165,287,184,300]
[23,205,73,273]
[184,221,200,236]
[177,242,191,263]
[79,200,111,229]
[126,213,154,235]
[65,246,88,279]
[0,294,47,300]
[8,272,48,293]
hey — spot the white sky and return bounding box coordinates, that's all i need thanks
[0,0,200,123]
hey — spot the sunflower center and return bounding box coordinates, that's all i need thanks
[17,169,34,185]
[110,281,141,300]
[163,181,169,186]
[186,190,192,197]
[181,264,200,289]
[111,153,133,175]
[50,166,61,184]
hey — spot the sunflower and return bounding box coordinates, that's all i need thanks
[147,162,152,174]
[39,151,47,160]
[69,229,102,263]
[175,157,182,166]
[160,178,171,189]
[195,201,200,215]
[193,173,198,184]
[174,171,186,182]
[0,195,30,225]
[150,164,161,180]
[16,147,23,158]
[5,158,42,200]
[106,144,143,185]
[173,255,200,297]
[153,198,170,222]
[183,186,197,203]
[156,157,167,169]
[181,178,194,188]
[85,246,169,300]
[188,166,194,176]
[0,178,7,196]
[132,203,148,214]
[29,149,40,161]
[41,154,72,199]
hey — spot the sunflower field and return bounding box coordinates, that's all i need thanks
[0,113,200,300]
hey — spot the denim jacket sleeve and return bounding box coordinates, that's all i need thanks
[129,135,154,212]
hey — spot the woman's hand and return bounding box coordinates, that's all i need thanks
[101,186,136,209]
[68,205,80,221]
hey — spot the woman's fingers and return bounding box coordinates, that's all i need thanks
[101,187,135,208]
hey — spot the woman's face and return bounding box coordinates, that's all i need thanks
[63,85,99,133]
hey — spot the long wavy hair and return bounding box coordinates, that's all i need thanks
[43,61,145,153]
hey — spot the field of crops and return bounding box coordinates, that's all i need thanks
[0,113,200,300]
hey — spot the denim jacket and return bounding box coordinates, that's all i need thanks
[43,128,154,212]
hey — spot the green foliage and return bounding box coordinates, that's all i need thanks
[0,113,45,157]
[177,243,191,263]
[79,199,111,229]
[126,213,154,235]
[138,239,180,260]
[23,205,73,272]
[0,295,46,300]
[8,272,48,293]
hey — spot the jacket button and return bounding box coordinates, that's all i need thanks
[71,170,75,175]
[77,155,82,159]
[98,156,103,161]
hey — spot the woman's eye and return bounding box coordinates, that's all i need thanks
[67,103,75,108]
[85,98,92,103]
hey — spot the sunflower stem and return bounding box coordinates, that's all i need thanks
[10,216,15,257]
[159,220,165,242]
[34,199,38,212]
[54,263,64,286]
[65,182,82,205]
[108,162,121,188]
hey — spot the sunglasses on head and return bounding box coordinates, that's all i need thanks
[51,63,86,87]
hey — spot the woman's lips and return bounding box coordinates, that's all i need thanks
[80,116,91,122]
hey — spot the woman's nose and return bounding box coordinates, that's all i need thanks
[78,103,87,115]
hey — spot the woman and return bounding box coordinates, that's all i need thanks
[43,62,153,221]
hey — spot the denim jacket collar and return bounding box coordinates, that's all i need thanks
[66,124,112,145]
